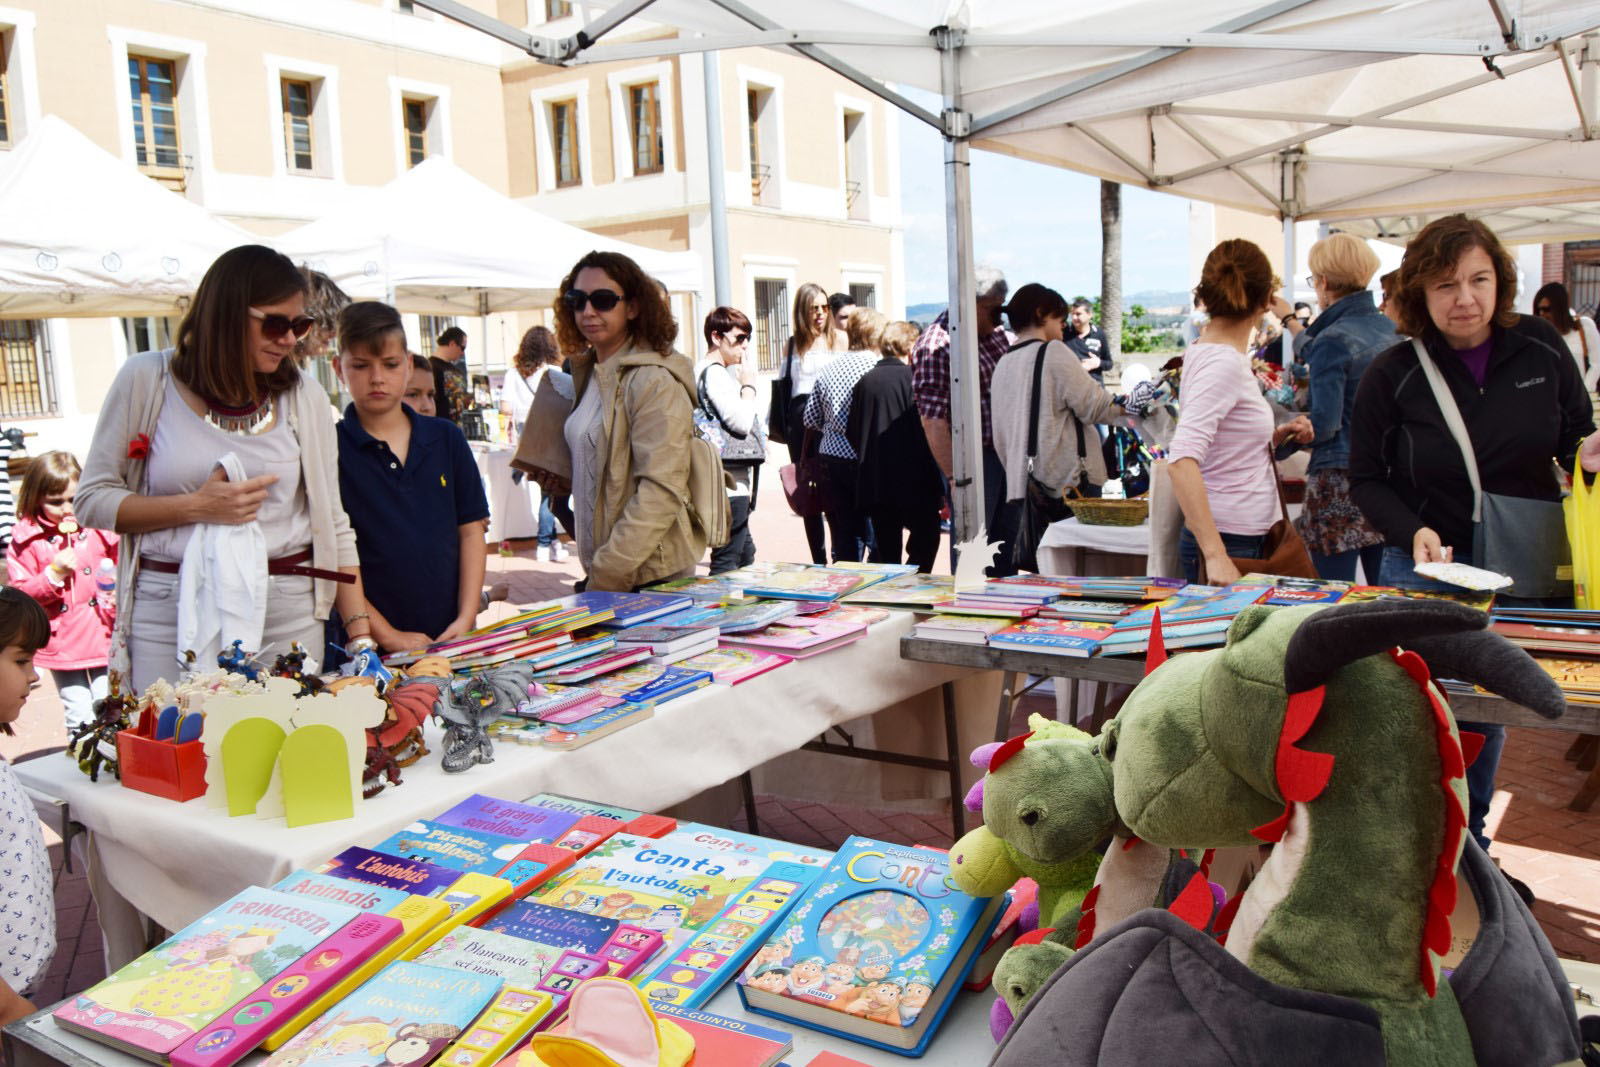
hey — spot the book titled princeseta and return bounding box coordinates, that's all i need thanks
[53,886,363,1060]
[735,836,1004,1056]
[262,961,500,1067]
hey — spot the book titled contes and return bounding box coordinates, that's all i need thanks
[735,835,1003,1056]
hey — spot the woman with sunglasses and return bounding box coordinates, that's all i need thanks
[698,306,762,574]
[784,282,844,563]
[77,244,371,690]
[551,250,704,592]
[1533,281,1600,392]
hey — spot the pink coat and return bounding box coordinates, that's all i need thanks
[7,516,118,670]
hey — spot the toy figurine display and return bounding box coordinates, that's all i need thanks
[65,676,138,782]
[992,599,1582,1067]
[398,661,538,773]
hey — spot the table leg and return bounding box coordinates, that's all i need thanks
[944,682,966,839]
[1567,734,1600,812]
[740,771,760,834]
[993,670,1017,743]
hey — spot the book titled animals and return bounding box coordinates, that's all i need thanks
[735,835,1004,1054]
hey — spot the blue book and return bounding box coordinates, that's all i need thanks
[667,822,833,869]
[318,846,462,898]
[371,820,531,875]
[735,835,1005,1056]
[432,794,583,845]
[589,664,713,705]
[568,591,693,628]
[271,870,411,915]
[480,899,621,955]
[1115,583,1269,631]
[521,792,643,823]
[261,961,500,1066]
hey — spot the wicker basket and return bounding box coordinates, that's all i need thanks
[1065,496,1150,526]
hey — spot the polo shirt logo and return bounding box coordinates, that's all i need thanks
[1515,376,1546,388]
[440,475,448,487]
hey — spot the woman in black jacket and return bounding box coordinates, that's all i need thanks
[1349,214,1593,859]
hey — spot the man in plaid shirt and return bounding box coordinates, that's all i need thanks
[911,266,1015,570]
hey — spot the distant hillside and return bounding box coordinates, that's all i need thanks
[906,302,946,323]
[907,290,1189,322]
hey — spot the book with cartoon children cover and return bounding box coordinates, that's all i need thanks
[734,836,1005,1055]
[54,886,366,1060]
[261,960,500,1067]
[528,834,808,1009]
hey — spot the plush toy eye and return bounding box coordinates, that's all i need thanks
[1099,723,1119,763]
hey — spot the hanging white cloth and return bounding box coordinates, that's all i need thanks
[176,452,268,664]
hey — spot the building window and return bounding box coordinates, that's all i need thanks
[627,82,663,176]
[281,77,315,173]
[545,0,572,17]
[848,282,877,310]
[842,109,868,220]
[0,321,57,418]
[550,99,580,187]
[0,33,10,147]
[121,316,175,356]
[129,55,183,186]
[752,278,790,374]
[402,98,429,167]
[746,85,778,207]
[418,315,456,359]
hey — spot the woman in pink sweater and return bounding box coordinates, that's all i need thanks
[6,452,117,731]
[1168,240,1305,584]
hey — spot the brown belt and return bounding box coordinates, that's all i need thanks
[139,547,354,584]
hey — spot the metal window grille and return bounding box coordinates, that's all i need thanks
[1566,241,1600,320]
[403,98,428,168]
[753,279,790,374]
[0,321,58,418]
[545,0,572,17]
[629,82,663,175]
[281,78,314,172]
[552,99,581,187]
[418,315,456,359]
[0,35,10,147]
[848,282,877,310]
[129,56,183,189]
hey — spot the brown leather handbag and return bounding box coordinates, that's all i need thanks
[1198,447,1317,583]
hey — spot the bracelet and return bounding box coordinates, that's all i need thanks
[739,384,758,394]
[344,611,371,626]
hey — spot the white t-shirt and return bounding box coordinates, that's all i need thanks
[788,339,841,397]
[1562,317,1600,391]
[503,366,545,429]
[0,757,54,996]
[564,379,604,569]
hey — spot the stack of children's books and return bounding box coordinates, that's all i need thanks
[720,615,870,658]
[840,571,954,609]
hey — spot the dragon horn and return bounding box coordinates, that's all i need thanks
[1144,607,1167,675]
[1404,630,1566,720]
[1282,599,1486,693]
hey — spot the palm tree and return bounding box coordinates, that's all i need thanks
[1100,180,1122,370]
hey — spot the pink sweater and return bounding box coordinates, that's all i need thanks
[7,516,118,670]
[1167,342,1280,537]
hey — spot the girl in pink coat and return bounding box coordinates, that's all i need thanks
[6,452,117,730]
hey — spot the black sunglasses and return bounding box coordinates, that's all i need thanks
[1535,304,1553,313]
[563,288,624,313]
[249,307,315,340]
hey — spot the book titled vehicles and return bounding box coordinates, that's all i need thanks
[736,835,1004,1055]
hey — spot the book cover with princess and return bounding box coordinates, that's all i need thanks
[54,886,362,1058]
[735,836,1003,1054]
[262,960,500,1067]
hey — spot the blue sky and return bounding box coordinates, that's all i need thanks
[897,102,1194,306]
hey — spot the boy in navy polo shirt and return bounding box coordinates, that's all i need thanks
[335,302,489,651]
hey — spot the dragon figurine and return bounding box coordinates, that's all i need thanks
[399,660,537,773]
[993,598,1581,1067]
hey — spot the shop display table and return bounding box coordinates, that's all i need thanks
[1037,517,1149,578]
[472,442,537,542]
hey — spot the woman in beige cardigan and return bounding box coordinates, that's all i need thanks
[76,245,372,691]
[990,284,1127,570]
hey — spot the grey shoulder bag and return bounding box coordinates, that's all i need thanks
[1411,338,1571,599]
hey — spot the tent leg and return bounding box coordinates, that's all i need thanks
[703,49,733,307]
[1280,213,1297,366]
[941,32,984,553]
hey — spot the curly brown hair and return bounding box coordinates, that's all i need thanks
[1392,214,1518,340]
[552,251,678,358]
[515,325,560,375]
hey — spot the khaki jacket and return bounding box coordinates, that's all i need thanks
[572,340,704,591]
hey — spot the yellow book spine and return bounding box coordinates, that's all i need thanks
[399,872,514,961]
[436,986,554,1067]
[260,895,451,1051]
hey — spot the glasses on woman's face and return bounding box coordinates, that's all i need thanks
[563,288,624,313]
[729,332,751,345]
[249,307,315,340]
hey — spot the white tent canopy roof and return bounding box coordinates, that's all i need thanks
[0,115,257,317]
[275,157,703,314]
[495,0,1600,238]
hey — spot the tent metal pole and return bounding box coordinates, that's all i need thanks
[1282,214,1296,367]
[939,28,984,549]
[702,50,733,306]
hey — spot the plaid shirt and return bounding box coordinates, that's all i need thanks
[910,310,1014,450]
[803,350,881,460]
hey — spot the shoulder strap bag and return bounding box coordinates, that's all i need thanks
[766,337,794,446]
[1012,342,1089,571]
[696,365,767,465]
[1197,446,1318,584]
[1411,337,1571,599]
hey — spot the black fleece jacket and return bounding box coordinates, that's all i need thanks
[1348,314,1593,554]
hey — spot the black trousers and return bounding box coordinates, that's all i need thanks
[787,394,827,564]
[869,502,941,572]
[710,495,757,574]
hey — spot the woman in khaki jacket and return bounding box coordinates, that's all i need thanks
[547,251,703,592]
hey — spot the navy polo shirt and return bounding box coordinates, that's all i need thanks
[337,404,490,637]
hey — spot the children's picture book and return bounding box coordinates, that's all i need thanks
[929,599,1041,619]
[910,615,1011,644]
[676,646,792,686]
[802,1053,875,1067]
[649,1002,794,1066]
[478,899,622,957]
[710,600,800,633]
[54,887,365,1060]
[739,567,874,602]
[646,639,720,666]
[613,625,721,655]
[1114,583,1269,631]
[646,573,753,602]
[519,700,655,750]
[432,795,582,846]
[586,663,714,705]
[271,870,411,916]
[987,617,1117,657]
[530,646,654,682]
[413,926,567,989]
[372,820,533,876]
[813,604,890,628]
[719,618,868,659]
[652,603,729,626]
[666,823,833,868]
[840,572,954,609]
[735,836,1005,1055]
[510,685,619,723]
[261,960,500,1067]
[569,590,693,628]
[521,792,643,824]
[1039,598,1142,621]
[1342,584,1495,612]
[317,847,462,899]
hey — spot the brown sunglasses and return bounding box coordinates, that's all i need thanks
[250,307,315,340]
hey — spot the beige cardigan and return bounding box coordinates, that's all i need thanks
[75,350,359,680]
[990,338,1117,500]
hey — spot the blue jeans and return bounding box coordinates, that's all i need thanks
[1311,544,1385,584]
[537,496,557,547]
[1177,527,1267,585]
[1378,545,1503,850]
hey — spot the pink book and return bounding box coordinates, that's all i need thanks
[676,646,793,685]
[718,618,867,658]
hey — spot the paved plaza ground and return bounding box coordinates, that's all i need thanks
[4,489,1595,1007]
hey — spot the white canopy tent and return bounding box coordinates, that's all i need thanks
[416,0,1600,540]
[0,115,256,317]
[274,156,704,316]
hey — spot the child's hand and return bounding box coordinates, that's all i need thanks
[49,547,77,576]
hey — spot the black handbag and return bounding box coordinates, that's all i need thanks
[1013,342,1093,571]
[696,366,767,465]
[767,342,793,446]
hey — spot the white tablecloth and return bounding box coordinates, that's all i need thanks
[473,443,538,542]
[1038,517,1151,556]
[15,615,979,939]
